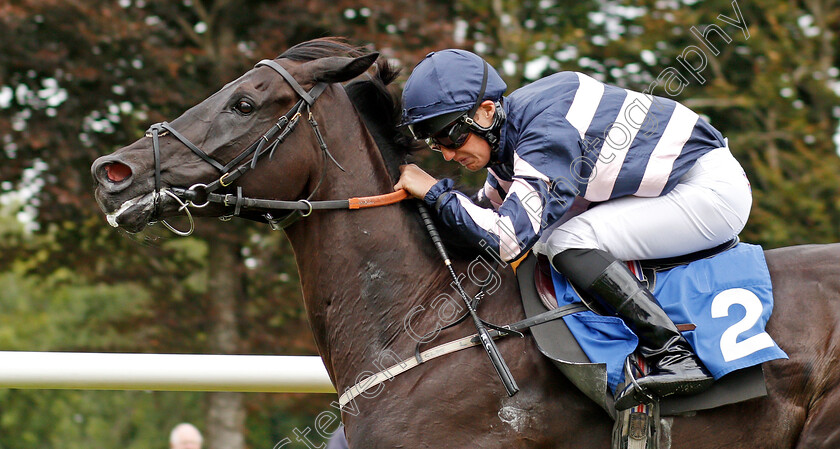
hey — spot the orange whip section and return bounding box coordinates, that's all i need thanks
[348,189,409,209]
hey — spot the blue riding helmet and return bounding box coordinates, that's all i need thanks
[400,49,507,137]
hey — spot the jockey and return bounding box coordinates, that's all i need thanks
[395,49,752,408]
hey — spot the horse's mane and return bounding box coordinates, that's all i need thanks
[281,38,478,258]
[280,37,422,182]
[279,36,367,62]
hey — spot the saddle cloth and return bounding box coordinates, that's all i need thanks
[548,242,789,393]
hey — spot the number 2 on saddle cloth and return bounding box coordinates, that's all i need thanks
[547,242,788,394]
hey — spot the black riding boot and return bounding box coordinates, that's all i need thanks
[551,249,714,410]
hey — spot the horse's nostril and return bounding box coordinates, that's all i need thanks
[105,162,132,183]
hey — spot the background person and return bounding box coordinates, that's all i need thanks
[169,422,203,449]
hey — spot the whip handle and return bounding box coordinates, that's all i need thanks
[416,201,519,397]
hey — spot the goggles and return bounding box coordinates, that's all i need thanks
[424,116,474,151]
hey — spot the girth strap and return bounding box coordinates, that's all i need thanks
[482,303,590,339]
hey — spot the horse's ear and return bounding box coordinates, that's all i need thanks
[309,53,380,84]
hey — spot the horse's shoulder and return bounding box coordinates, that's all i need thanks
[764,244,840,306]
[765,243,840,270]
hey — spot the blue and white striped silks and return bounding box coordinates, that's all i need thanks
[425,71,730,263]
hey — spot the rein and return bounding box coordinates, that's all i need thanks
[144,58,406,235]
[173,187,409,230]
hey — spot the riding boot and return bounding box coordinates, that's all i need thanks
[551,249,714,410]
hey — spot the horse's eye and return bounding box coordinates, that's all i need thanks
[235,100,254,114]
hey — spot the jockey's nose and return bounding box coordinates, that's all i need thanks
[440,147,456,161]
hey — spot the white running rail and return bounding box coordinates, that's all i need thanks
[0,352,336,393]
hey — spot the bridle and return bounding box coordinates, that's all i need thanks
[144,58,407,236]
[144,56,522,401]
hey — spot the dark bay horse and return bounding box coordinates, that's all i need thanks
[92,38,840,448]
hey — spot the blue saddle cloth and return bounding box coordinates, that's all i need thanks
[550,243,788,393]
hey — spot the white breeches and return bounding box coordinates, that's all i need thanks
[537,146,752,261]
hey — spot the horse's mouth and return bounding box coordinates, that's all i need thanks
[101,191,158,233]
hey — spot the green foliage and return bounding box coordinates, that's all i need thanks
[451,0,840,248]
[0,0,462,446]
[0,389,203,449]
[0,269,151,351]
[0,241,204,448]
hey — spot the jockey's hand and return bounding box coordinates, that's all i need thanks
[395,164,438,200]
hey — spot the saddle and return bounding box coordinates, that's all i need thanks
[515,239,768,420]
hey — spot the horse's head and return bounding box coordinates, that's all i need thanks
[92,45,378,233]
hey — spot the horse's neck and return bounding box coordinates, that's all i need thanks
[288,199,453,386]
[283,118,452,388]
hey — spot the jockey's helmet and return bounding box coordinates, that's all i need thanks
[400,49,507,141]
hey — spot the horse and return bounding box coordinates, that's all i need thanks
[91,38,840,448]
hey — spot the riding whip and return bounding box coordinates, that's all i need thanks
[416,201,519,397]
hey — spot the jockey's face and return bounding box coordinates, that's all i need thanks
[438,133,490,171]
[437,101,495,171]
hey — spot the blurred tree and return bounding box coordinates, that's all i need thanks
[0,0,461,448]
[453,0,840,246]
[1,0,838,447]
